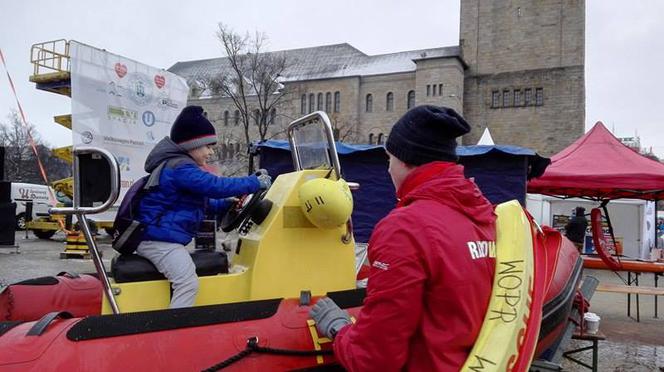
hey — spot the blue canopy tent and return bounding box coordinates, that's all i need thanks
[458,145,549,206]
[253,141,548,242]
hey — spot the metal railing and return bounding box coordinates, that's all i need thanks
[31,39,70,76]
[51,147,121,314]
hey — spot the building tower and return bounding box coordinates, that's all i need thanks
[460,0,585,155]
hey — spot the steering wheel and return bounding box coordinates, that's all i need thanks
[220,190,267,233]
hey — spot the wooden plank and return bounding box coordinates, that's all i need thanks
[596,282,664,296]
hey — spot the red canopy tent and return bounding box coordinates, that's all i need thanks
[528,121,664,200]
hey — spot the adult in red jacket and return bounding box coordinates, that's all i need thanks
[311,105,496,371]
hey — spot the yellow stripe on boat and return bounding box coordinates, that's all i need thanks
[461,200,537,372]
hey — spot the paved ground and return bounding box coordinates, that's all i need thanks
[1,232,663,370]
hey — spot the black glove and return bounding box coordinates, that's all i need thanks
[309,297,351,339]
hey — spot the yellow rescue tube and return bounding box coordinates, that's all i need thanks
[461,200,537,372]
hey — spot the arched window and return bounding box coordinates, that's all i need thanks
[236,143,241,154]
[220,144,227,160]
[368,133,374,145]
[407,90,415,109]
[334,91,340,113]
[270,108,276,125]
[317,93,323,110]
[234,110,240,126]
[365,94,373,113]
[325,92,332,112]
[386,92,394,112]
[228,143,235,158]
[301,94,306,114]
[223,110,229,126]
[254,109,260,125]
[309,93,315,113]
[377,133,384,145]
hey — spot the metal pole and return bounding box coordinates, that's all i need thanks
[78,212,120,314]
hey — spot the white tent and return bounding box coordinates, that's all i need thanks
[477,128,495,145]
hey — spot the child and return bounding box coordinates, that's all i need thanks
[136,105,271,308]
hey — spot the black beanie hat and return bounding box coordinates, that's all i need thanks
[385,105,470,165]
[170,106,217,151]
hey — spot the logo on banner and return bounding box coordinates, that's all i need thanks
[107,81,122,97]
[117,156,131,172]
[81,131,94,144]
[154,75,166,89]
[142,111,156,127]
[114,63,127,78]
[107,105,138,125]
[127,72,153,106]
[157,95,179,110]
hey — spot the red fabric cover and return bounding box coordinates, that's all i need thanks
[528,122,664,200]
[0,274,101,321]
[333,162,497,372]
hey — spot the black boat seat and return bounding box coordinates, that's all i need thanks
[111,251,228,283]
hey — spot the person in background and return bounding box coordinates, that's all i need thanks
[565,206,588,252]
[135,105,271,308]
[310,105,496,371]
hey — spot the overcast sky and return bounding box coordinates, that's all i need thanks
[1,1,664,156]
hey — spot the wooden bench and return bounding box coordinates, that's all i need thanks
[595,282,664,321]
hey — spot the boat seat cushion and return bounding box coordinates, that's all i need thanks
[111,250,228,284]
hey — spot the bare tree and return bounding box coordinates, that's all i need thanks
[204,24,289,171]
[0,110,71,184]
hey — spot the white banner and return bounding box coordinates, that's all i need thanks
[70,41,188,220]
[642,201,656,259]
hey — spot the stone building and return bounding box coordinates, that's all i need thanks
[168,0,585,159]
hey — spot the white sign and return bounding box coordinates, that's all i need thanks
[642,201,656,259]
[70,41,188,218]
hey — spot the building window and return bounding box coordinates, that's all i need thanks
[325,92,332,112]
[438,84,443,96]
[407,90,415,109]
[432,85,437,96]
[426,85,431,96]
[223,110,229,126]
[234,110,240,126]
[254,109,260,125]
[368,133,374,144]
[236,143,241,154]
[270,108,276,124]
[308,93,315,113]
[535,88,544,106]
[366,94,373,113]
[503,89,510,107]
[334,91,340,112]
[386,92,394,111]
[301,94,306,114]
[514,90,521,106]
[377,133,384,145]
[492,90,500,108]
[317,93,323,110]
[524,88,532,106]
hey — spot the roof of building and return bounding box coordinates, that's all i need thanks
[168,43,462,83]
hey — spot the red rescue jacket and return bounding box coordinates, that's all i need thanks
[334,162,496,371]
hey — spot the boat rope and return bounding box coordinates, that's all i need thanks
[202,336,334,372]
